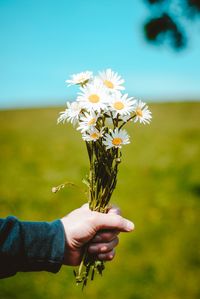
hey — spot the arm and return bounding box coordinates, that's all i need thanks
[0,216,65,278]
[0,205,134,279]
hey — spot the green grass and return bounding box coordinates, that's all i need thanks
[0,102,200,299]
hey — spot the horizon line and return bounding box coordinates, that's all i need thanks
[0,99,200,112]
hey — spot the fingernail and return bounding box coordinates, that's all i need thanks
[101,246,107,252]
[126,220,134,231]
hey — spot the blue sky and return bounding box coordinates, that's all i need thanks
[0,0,200,109]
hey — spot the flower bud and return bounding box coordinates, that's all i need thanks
[52,187,57,193]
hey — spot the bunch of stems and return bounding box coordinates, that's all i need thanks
[74,126,122,289]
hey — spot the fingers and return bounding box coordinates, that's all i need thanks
[81,203,89,210]
[88,239,116,261]
[91,212,134,232]
[97,249,115,261]
[80,204,134,232]
[107,205,121,216]
[92,229,119,243]
[88,236,119,254]
[81,203,121,216]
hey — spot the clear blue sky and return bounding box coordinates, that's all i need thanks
[0,0,200,109]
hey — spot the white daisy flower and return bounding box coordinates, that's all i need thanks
[57,101,82,126]
[99,68,125,91]
[133,100,152,124]
[66,71,93,86]
[77,78,109,113]
[103,128,130,150]
[82,128,104,142]
[57,109,68,124]
[109,92,135,117]
[77,111,100,133]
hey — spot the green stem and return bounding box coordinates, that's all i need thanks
[119,113,136,130]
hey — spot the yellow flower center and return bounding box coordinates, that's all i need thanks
[88,94,100,103]
[104,80,114,89]
[91,132,99,139]
[79,77,85,82]
[112,137,122,146]
[113,101,124,110]
[136,108,143,117]
[88,118,96,125]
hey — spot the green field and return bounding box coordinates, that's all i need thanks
[0,102,200,299]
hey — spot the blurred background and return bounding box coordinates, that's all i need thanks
[0,1,200,299]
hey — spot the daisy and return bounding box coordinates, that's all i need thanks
[103,128,130,150]
[66,71,93,86]
[109,92,135,117]
[99,68,125,91]
[133,100,152,124]
[57,101,82,126]
[82,128,104,142]
[77,78,109,113]
[57,109,68,124]
[77,111,100,133]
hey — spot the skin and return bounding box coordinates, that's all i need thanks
[61,204,134,266]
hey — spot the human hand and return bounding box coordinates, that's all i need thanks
[61,204,134,266]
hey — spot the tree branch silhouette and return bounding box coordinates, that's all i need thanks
[143,0,200,49]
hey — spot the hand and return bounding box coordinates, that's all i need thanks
[61,204,134,266]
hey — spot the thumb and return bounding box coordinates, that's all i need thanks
[92,212,134,232]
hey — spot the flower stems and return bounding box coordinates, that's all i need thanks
[75,140,120,288]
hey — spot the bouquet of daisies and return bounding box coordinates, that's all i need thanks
[57,69,152,287]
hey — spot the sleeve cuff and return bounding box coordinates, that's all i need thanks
[19,219,65,273]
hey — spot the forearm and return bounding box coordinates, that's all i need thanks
[0,216,65,278]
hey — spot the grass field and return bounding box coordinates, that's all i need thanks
[0,102,200,299]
